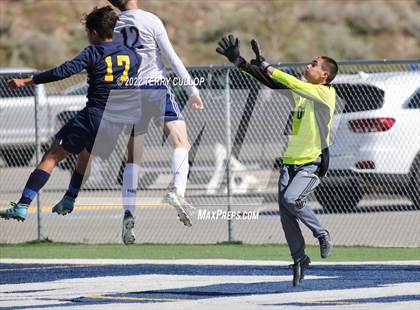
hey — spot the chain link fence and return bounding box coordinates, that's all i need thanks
[1,60,419,246]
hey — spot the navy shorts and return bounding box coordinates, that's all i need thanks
[56,107,124,158]
[130,85,184,136]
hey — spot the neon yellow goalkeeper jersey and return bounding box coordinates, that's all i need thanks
[270,69,336,165]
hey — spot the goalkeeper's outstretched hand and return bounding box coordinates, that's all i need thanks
[216,34,245,67]
[250,39,270,71]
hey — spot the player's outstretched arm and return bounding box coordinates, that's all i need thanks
[31,47,93,85]
[249,39,329,103]
[244,39,287,90]
[8,47,91,89]
[7,50,88,89]
[267,66,329,104]
[155,21,202,109]
[216,35,285,90]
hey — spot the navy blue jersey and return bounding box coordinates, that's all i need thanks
[33,41,139,110]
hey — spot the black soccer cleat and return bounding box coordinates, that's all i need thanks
[318,232,333,258]
[290,255,311,287]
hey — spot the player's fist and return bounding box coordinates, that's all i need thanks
[7,77,33,89]
[190,93,204,110]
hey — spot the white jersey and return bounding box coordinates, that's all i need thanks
[113,9,198,97]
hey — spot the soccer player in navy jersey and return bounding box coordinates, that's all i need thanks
[0,6,139,221]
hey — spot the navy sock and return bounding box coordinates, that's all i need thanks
[18,169,50,205]
[65,171,84,199]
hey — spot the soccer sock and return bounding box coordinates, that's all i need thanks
[171,148,189,197]
[122,163,139,215]
[18,169,50,205]
[64,171,84,199]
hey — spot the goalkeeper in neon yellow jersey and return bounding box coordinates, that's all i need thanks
[217,35,338,287]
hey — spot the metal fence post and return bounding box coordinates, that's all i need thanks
[34,84,43,241]
[225,68,233,242]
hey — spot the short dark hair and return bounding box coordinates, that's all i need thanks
[108,0,130,10]
[82,6,117,39]
[320,56,338,83]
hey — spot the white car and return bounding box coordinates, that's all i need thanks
[0,68,86,166]
[315,71,420,212]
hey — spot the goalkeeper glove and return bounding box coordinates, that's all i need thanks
[216,34,245,67]
[250,39,270,71]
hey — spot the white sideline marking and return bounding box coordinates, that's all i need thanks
[1,258,419,266]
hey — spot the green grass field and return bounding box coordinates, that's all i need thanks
[1,241,419,261]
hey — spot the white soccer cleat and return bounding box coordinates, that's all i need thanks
[122,211,136,245]
[165,190,195,227]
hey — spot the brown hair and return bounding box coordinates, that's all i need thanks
[81,6,118,40]
[320,56,338,83]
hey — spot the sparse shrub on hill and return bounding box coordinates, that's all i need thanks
[0,0,418,68]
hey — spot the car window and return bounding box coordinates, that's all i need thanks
[407,89,420,109]
[333,84,385,113]
[0,75,35,98]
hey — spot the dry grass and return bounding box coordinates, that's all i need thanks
[0,0,418,69]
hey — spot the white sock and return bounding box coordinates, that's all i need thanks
[171,148,189,197]
[122,163,139,215]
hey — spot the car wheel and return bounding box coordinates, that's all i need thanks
[408,159,420,209]
[1,146,35,167]
[315,181,363,213]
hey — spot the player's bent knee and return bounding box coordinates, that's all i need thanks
[281,195,300,209]
[43,143,69,164]
[39,152,65,170]
[172,137,189,149]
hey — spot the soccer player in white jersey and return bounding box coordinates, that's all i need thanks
[108,0,204,245]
